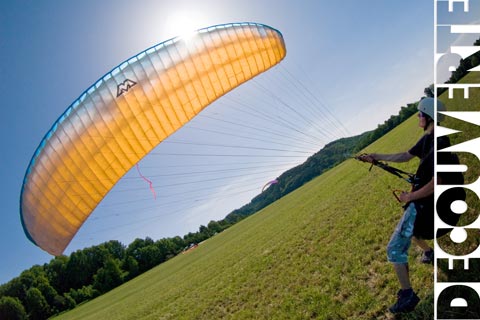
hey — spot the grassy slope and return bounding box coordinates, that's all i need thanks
[55,114,437,320]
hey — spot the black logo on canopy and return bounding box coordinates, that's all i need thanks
[116,79,137,97]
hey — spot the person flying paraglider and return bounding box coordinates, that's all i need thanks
[357,97,448,313]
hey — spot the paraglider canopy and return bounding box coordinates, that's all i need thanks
[262,179,279,192]
[20,22,286,256]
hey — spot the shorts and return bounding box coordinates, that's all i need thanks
[387,203,417,264]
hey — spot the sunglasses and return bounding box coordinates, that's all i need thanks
[418,112,426,118]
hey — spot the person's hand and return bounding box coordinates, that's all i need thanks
[356,153,376,163]
[398,191,412,203]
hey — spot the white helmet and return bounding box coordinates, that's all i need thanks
[417,97,446,122]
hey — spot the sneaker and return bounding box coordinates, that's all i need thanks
[421,249,434,264]
[389,289,420,313]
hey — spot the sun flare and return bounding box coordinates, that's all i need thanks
[165,12,208,40]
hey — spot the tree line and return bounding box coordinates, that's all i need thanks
[437,37,480,96]
[224,101,419,222]
[0,219,230,319]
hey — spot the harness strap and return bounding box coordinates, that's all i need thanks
[369,159,415,184]
[354,155,417,204]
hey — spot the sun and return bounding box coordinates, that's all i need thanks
[164,12,208,40]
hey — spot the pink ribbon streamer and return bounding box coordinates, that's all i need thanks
[136,164,157,200]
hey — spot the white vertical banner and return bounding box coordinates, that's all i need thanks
[434,0,480,319]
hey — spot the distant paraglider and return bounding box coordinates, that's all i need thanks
[20,22,286,256]
[262,179,279,192]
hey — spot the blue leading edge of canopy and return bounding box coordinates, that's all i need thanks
[18,22,284,250]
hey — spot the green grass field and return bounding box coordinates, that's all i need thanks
[54,75,480,319]
[54,114,437,320]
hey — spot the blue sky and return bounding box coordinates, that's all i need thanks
[0,0,469,284]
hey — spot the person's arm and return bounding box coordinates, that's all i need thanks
[399,178,434,203]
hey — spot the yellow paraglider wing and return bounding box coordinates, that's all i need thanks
[20,23,286,255]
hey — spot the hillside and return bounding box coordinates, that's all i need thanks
[225,102,418,224]
[54,114,435,319]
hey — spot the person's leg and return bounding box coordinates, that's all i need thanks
[393,263,410,290]
[412,237,432,251]
[386,203,417,267]
[386,203,420,313]
[413,236,434,264]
